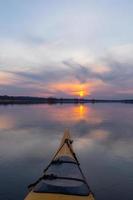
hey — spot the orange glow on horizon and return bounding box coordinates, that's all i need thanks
[79,90,87,98]
[50,82,90,97]
[79,91,84,97]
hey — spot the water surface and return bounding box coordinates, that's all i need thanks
[0,104,133,200]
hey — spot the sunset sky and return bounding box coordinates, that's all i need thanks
[0,0,133,98]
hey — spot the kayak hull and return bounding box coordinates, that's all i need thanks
[24,191,95,200]
[24,130,95,200]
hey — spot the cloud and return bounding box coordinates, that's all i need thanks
[0,71,17,85]
[63,59,91,83]
[65,44,133,98]
[0,38,133,98]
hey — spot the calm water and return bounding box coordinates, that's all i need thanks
[0,104,133,200]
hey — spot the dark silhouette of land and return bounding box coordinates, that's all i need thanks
[0,95,133,104]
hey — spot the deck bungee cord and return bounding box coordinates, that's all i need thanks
[24,130,95,200]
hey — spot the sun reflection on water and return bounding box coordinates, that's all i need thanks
[73,104,89,120]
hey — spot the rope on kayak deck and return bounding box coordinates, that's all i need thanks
[64,139,95,197]
[28,137,94,197]
[65,139,90,190]
[28,173,87,190]
[28,140,68,190]
[43,139,68,173]
[43,173,87,183]
[51,159,77,165]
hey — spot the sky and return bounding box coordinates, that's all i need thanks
[0,0,133,98]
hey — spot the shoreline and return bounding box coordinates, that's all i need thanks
[0,96,133,104]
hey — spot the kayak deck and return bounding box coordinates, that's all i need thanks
[24,130,95,200]
[25,192,95,200]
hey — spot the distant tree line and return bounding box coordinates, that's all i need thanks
[0,95,133,104]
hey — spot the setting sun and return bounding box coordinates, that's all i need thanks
[79,91,84,97]
[50,82,90,97]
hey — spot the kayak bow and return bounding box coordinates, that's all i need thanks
[24,130,95,200]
